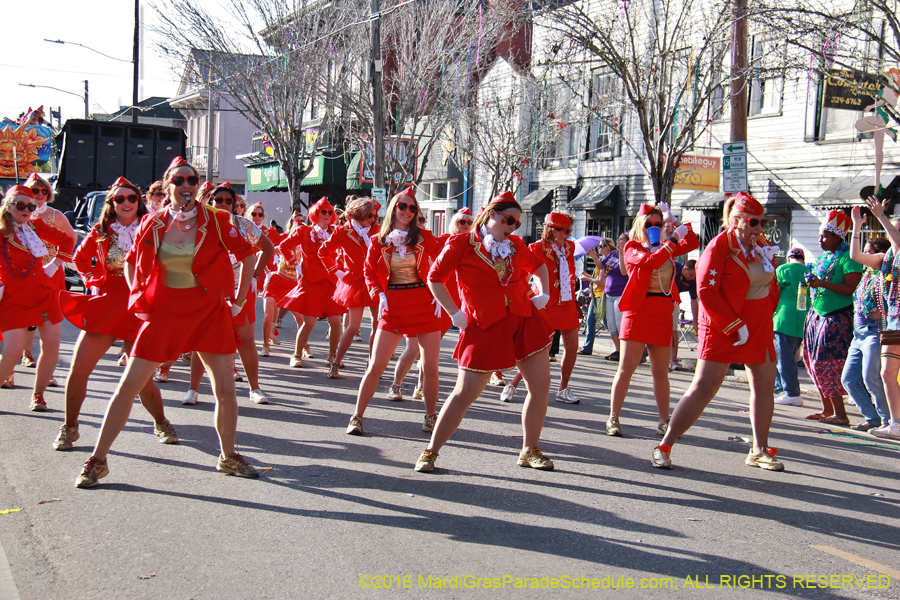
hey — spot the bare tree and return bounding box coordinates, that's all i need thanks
[153,0,367,209]
[540,0,741,205]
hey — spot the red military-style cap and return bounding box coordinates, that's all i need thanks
[733,192,764,217]
[545,211,572,229]
[4,185,34,201]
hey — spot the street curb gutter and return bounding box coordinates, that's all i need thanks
[0,537,20,600]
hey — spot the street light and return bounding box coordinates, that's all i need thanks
[19,81,89,119]
[43,39,132,63]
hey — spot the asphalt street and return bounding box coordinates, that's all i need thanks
[1,312,898,599]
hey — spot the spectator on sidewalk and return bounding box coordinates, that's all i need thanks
[578,240,615,356]
[773,247,810,406]
[802,210,863,426]
[583,233,629,361]
[669,259,698,371]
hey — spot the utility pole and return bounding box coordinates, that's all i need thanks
[370,0,384,190]
[84,80,89,119]
[132,0,140,123]
[207,76,215,182]
[730,0,748,143]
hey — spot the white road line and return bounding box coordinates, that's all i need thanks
[0,536,21,600]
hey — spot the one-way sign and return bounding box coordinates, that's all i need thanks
[722,141,748,193]
[722,141,747,155]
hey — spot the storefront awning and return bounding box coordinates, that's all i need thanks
[810,175,869,208]
[247,161,287,192]
[520,188,553,211]
[246,154,347,192]
[568,184,619,209]
[680,190,724,209]
[345,152,372,190]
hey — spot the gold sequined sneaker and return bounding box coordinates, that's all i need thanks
[412,386,424,400]
[154,419,179,444]
[415,449,439,472]
[21,351,36,368]
[346,413,364,436]
[153,366,169,382]
[651,444,673,469]
[656,419,669,436]
[386,385,403,401]
[517,447,554,470]
[75,456,109,488]
[53,423,80,451]
[745,447,785,472]
[422,414,437,434]
[216,453,259,478]
[30,394,48,412]
[606,417,622,437]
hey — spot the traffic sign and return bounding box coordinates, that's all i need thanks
[722,141,747,155]
[372,187,386,211]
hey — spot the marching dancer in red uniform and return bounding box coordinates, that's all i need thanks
[182,183,275,405]
[74,158,260,488]
[606,203,698,437]
[145,180,166,214]
[345,186,445,436]
[13,174,77,386]
[413,191,554,472]
[55,178,177,450]
[262,211,302,355]
[247,202,284,354]
[653,193,784,471]
[277,197,347,367]
[0,186,75,410]
[319,197,379,378]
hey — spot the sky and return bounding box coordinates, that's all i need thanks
[1,1,183,124]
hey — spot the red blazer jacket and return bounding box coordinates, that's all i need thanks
[365,231,438,299]
[696,228,779,336]
[318,223,378,284]
[0,219,74,296]
[429,230,541,329]
[125,205,254,316]
[529,240,577,309]
[278,225,335,284]
[618,230,700,312]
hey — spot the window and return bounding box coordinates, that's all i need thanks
[748,37,784,117]
[588,71,623,160]
[541,81,581,165]
[804,73,862,142]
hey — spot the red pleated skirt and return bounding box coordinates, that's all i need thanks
[233,291,257,326]
[130,285,240,363]
[619,295,675,347]
[263,272,296,301]
[698,297,776,364]
[378,285,448,336]
[59,276,142,340]
[277,276,346,318]
[333,276,377,309]
[0,280,63,332]
[455,311,551,372]
[541,298,581,330]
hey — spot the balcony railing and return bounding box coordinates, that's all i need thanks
[186,146,218,176]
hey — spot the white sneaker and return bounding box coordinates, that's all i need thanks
[870,423,900,440]
[489,372,505,387]
[353,333,363,342]
[249,389,269,404]
[555,388,580,404]
[774,395,803,407]
[500,384,516,403]
[412,386,424,400]
[182,389,198,405]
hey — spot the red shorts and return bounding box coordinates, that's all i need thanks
[59,276,143,340]
[541,298,581,330]
[131,285,241,363]
[454,311,552,372]
[233,291,257,326]
[378,284,448,336]
[277,276,346,318]
[620,295,675,347]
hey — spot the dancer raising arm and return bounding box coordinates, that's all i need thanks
[414,191,554,473]
[74,157,260,488]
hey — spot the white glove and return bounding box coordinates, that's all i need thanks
[759,245,778,261]
[0,285,4,303]
[658,202,677,225]
[250,278,257,294]
[90,286,101,296]
[336,270,347,281]
[43,262,59,278]
[451,310,468,330]
[531,293,550,310]
[733,324,749,346]
[378,292,389,320]
[231,302,244,317]
[431,297,442,318]
[673,224,690,241]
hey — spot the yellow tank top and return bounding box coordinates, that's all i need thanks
[158,242,199,289]
[745,260,773,300]
[648,260,674,294]
[388,248,421,285]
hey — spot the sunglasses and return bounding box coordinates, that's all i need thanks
[113,194,138,205]
[214,195,234,205]
[170,175,199,186]
[739,216,768,228]
[150,191,165,197]
[459,219,473,226]
[643,221,663,229]
[495,212,521,228]
[417,216,427,223]
[251,211,264,218]
[14,201,38,212]
[552,226,572,235]
[319,209,334,216]
[30,188,50,197]
[396,202,418,214]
